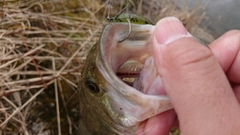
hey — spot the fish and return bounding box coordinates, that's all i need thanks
[78,14,207,135]
[78,14,172,135]
[108,13,153,25]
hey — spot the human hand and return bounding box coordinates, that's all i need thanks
[136,17,240,135]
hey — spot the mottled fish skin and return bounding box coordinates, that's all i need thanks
[109,13,153,25]
[78,14,160,135]
[79,42,131,135]
[78,25,155,135]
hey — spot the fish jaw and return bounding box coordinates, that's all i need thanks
[79,23,173,135]
[97,57,172,127]
[97,23,173,126]
[79,43,138,135]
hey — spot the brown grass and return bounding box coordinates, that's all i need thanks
[0,0,213,134]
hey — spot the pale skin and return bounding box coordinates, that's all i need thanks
[136,17,240,135]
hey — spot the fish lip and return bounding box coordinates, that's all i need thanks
[97,22,165,94]
[99,22,154,90]
[96,23,172,126]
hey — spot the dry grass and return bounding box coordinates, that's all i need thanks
[0,0,105,134]
[0,0,213,134]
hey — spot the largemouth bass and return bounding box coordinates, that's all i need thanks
[78,14,206,135]
[78,14,172,135]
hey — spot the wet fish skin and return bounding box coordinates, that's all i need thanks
[79,15,154,135]
[109,13,153,25]
[78,22,173,134]
[78,14,210,134]
[79,42,137,135]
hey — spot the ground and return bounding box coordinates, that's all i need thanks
[0,0,213,134]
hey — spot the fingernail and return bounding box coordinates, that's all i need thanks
[154,17,190,45]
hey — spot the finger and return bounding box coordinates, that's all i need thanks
[209,30,240,83]
[136,110,176,135]
[234,85,240,102]
[153,17,240,135]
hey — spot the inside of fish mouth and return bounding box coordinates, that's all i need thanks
[116,60,143,86]
[113,40,152,88]
[105,24,154,88]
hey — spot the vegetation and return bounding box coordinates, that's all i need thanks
[0,0,213,134]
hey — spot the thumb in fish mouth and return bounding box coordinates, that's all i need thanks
[138,16,240,135]
[136,17,188,135]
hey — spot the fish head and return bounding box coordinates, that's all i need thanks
[79,22,173,135]
[79,42,113,134]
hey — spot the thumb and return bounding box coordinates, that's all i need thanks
[153,17,240,135]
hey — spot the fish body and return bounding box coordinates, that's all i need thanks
[78,14,172,135]
[109,13,153,25]
[78,14,208,135]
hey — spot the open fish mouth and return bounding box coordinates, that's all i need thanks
[98,22,206,95]
[79,16,208,135]
[115,39,153,91]
[95,22,172,126]
[99,22,162,95]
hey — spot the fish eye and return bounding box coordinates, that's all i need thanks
[85,80,100,93]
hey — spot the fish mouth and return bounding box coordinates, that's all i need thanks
[99,23,206,94]
[99,22,164,94]
[116,60,143,86]
[97,23,172,125]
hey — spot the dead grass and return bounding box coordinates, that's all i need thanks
[0,0,213,134]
